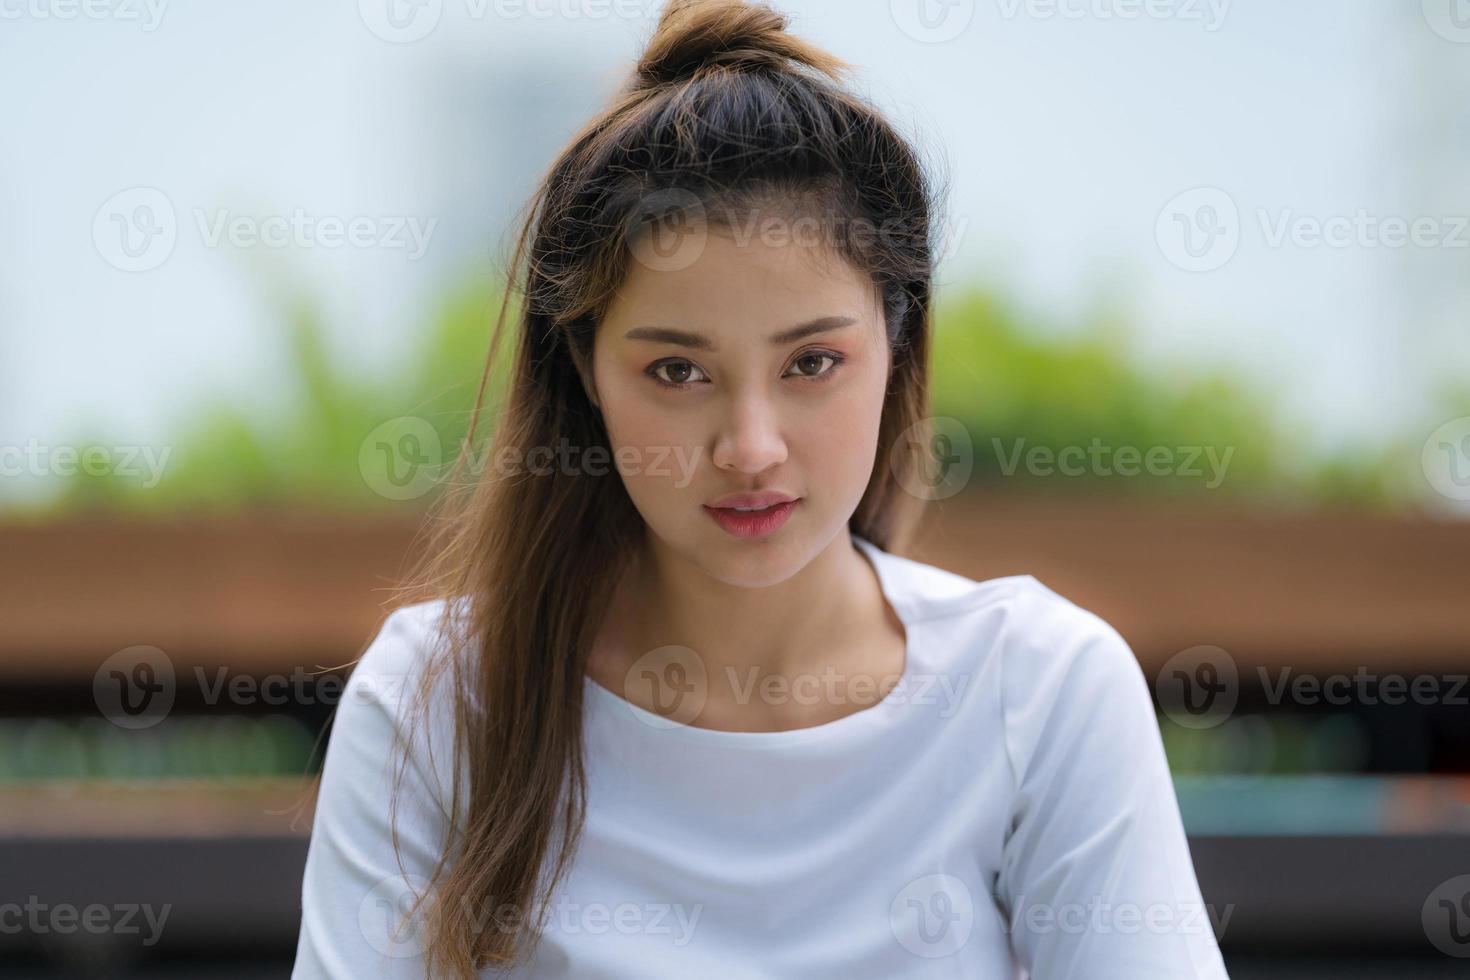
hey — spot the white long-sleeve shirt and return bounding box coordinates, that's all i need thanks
[292,531,1230,979]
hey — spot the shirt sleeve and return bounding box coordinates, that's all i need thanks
[291,605,461,980]
[995,585,1230,980]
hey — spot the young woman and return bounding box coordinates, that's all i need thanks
[292,1,1229,977]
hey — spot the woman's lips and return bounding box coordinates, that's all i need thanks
[702,499,799,539]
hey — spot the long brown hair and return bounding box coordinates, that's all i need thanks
[388,1,941,974]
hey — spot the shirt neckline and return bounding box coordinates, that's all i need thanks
[582,531,914,748]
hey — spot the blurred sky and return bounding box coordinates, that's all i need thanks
[2,0,1468,505]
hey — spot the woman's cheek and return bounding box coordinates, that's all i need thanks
[817,363,887,488]
[604,399,704,492]
[609,389,678,449]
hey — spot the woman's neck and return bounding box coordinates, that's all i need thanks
[588,530,904,730]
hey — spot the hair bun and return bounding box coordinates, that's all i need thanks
[635,0,847,88]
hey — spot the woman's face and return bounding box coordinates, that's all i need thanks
[590,217,891,588]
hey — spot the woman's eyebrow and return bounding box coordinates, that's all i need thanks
[622,315,858,351]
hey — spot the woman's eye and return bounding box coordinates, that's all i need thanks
[786,351,843,380]
[649,359,708,387]
[647,351,843,389]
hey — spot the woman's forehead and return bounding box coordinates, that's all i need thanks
[606,231,879,330]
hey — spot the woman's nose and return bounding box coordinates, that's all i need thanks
[710,393,788,474]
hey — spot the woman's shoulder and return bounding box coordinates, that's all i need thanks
[350,596,467,692]
[882,550,1159,796]
[879,546,1145,703]
[321,596,471,820]
[337,596,471,760]
[881,546,1127,647]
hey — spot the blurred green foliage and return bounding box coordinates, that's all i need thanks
[45,272,514,516]
[0,714,316,781]
[927,291,1421,506]
[33,270,1425,516]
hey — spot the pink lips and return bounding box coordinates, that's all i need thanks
[702,498,799,539]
